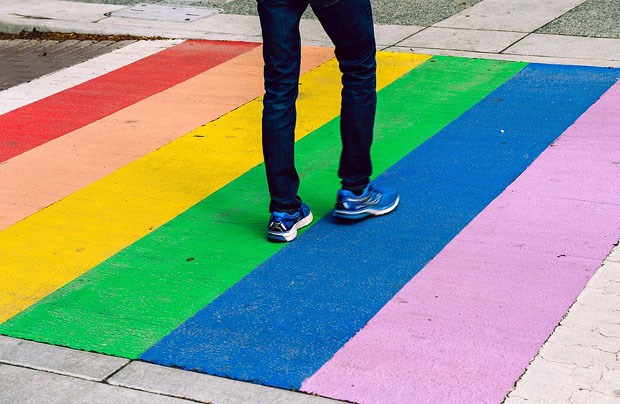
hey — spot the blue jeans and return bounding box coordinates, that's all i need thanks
[258,0,377,212]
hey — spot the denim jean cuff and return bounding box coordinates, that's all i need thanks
[342,180,369,192]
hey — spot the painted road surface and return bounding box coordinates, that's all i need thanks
[0,40,619,404]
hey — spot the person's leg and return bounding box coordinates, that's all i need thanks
[311,0,376,192]
[259,0,313,242]
[258,0,308,213]
[312,0,399,220]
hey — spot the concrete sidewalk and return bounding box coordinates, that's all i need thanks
[0,0,619,66]
[0,1,619,404]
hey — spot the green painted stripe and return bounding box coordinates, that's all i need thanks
[0,56,526,358]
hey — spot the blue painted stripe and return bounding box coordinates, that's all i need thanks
[141,64,619,389]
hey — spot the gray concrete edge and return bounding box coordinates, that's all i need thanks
[0,336,343,404]
[1,0,619,67]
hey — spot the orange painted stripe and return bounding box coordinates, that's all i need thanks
[0,46,335,231]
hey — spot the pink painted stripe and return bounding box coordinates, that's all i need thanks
[301,82,620,404]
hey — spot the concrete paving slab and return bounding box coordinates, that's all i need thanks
[0,336,129,381]
[101,13,418,47]
[540,342,617,369]
[0,0,226,38]
[0,363,193,404]
[504,33,620,61]
[545,327,620,354]
[505,358,606,404]
[434,0,587,32]
[0,14,132,37]
[537,0,620,39]
[0,0,424,43]
[1,0,618,67]
[578,287,620,312]
[0,0,123,24]
[398,27,525,53]
[299,20,422,49]
[63,0,483,26]
[374,24,424,48]
[560,302,620,332]
[108,4,220,22]
[0,4,419,48]
[505,245,620,403]
[607,246,620,263]
[97,12,263,41]
[572,390,620,404]
[108,361,346,404]
[298,19,331,47]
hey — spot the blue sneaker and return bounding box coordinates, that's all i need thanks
[267,203,313,242]
[333,183,399,220]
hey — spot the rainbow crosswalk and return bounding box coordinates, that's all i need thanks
[1,40,619,404]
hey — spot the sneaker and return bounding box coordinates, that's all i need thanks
[333,183,399,220]
[267,203,313,242]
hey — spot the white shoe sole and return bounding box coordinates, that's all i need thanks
[268,211,314,242]
[333,196,400,220]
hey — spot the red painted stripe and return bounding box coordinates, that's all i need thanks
[0,40,259,162]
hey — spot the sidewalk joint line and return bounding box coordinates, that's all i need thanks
[390,26,430,48]
[429,25,529,34]
[0,360,104,383]
[104,360,332,404]
[101,359,133,384]
[105,366,211,404]
[499,32,532,54]
[0,361,210,403]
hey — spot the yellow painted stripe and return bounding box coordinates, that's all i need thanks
[0,51,430,323]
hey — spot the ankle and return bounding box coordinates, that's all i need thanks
[343,184,368,196]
